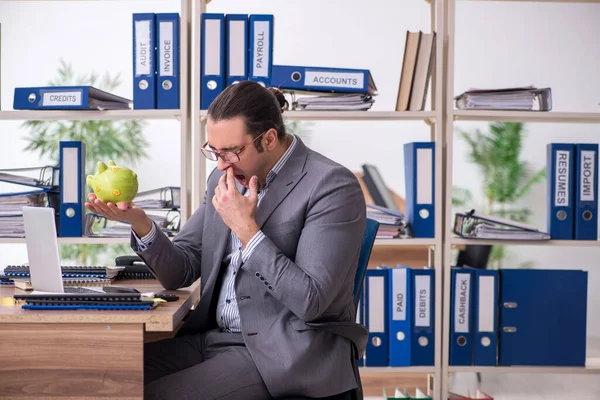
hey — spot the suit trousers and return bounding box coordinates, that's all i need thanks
[143,328,273,400]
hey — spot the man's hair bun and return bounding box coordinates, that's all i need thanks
[267,87,289,114]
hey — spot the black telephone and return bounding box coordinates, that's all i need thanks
[114,255,156,279]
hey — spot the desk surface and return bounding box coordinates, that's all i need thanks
[0,279,200,331]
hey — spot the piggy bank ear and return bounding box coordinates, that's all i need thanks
[97,161,108,173]
[108,160,116,167]
[132,172,137,178]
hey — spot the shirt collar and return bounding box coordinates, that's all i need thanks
[263,134,298,190]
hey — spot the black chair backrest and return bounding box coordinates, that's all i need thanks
[456,244,492,270]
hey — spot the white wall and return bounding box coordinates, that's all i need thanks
[1,0,599,335]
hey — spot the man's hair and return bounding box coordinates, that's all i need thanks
[207,81,289,152]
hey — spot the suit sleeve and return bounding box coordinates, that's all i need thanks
[129,168,217,290]
[240,166,367,321]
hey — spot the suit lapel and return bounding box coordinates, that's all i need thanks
[255,136,308,228]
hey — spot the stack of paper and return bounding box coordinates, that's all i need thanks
[366,204,406,239]
[294,93,374,111]
[453,210,550,240]
[454,86,552,111]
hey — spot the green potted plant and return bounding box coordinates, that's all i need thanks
[452,122,546,269]
[21,59,149,265]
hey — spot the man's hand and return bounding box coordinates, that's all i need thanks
[84,193,153,237]
[212,167,260,246]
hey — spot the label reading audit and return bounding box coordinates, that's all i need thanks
[42,92,82,107]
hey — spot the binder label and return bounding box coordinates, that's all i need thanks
[135,20,152,76]
[229,20,247,76]
[368,276,385,332]
[555,150,570,207]
[252,21,270,78]
[454,273,470,333]
[392,269,407,321]
[478,276,495,332]
[205,19,222,75]
[580,150,596,202]
[159,21,174,77]
[42,91,82,107]
[304,71,364,90]
[414,275,430,327]
[416,148,433,204]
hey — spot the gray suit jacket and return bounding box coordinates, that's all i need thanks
[131,137,367,398]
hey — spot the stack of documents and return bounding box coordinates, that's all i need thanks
[454,86,552,111]
[85,186,181,238]
[366,204,406,238]
[453,210,550,240]
[0,166,60,238]
[294,93,374,111]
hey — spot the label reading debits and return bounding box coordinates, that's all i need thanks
[581,150,596,202]
[252,21,270,78]
[415,275,430,328]
[304,71,364,90]
[555,150,570,207]
[135,20,152,76]
[42,92,82,107]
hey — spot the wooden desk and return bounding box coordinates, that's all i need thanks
[0,279,200,400]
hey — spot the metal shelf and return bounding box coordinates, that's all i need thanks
[0,110,181,121]
[449,358,600,374]
[454,110,600,124]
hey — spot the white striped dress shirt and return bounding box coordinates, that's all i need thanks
[135,134,298,333]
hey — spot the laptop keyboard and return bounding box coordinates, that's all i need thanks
[63,287,102,294]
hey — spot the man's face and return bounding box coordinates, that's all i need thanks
[206,116,268,188]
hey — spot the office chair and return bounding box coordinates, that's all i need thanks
[455,244,492,386]
[279,218,379,400]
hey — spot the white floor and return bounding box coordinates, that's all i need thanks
[366,337,600,400]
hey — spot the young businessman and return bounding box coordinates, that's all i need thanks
[85,81,367,400]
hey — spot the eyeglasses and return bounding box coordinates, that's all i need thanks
[200,131,268,164]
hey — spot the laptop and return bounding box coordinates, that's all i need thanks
[22,206,101,294]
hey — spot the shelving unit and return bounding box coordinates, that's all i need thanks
[441,0,600,399]
[15,0,600,398]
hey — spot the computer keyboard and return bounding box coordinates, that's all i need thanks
[63,287,103,294]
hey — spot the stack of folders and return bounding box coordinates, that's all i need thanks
[357,266,435,367]
[382,387,432,399]
[453,210,550,241]
[132,13,181,109]
[197,11,377,111]
[396,30,437,112]
[0,166,60,238]
[449,267,587,367]
[4,265,118,279]
[3,264,156,290]
[13,292,155,311]
[546,143,598,240]
[366,204,406,239]
[198,13,275,110]
[454,86,552,111]
[273,65,377,111]
[85,186,181,237]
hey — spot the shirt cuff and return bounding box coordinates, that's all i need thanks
[241,230,265,264]
[132,222,157,252]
